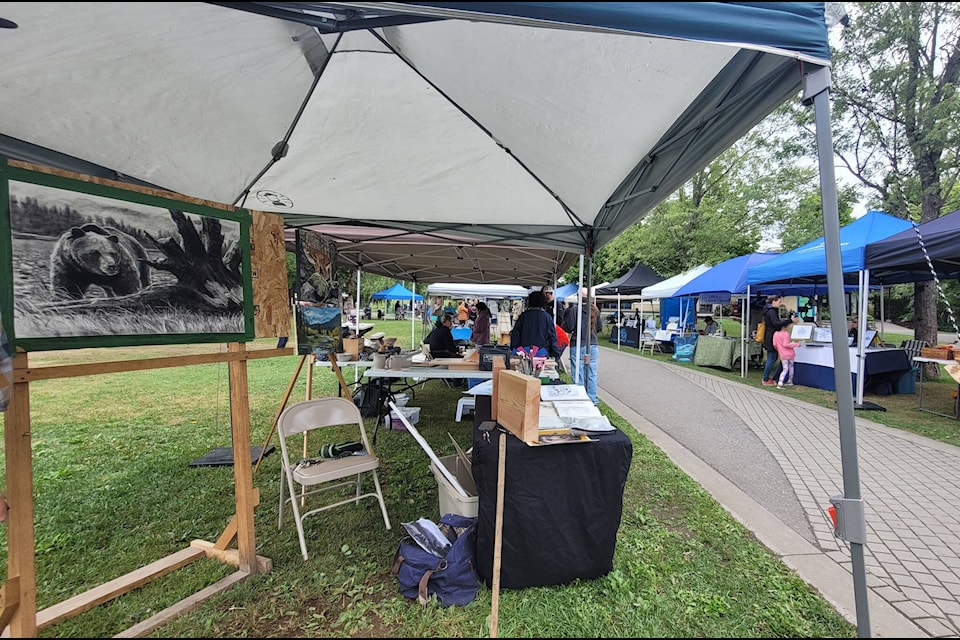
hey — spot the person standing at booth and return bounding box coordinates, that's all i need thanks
[561,288,603,405]
[470,301,492,346]
[760,295,798,387]
[510,291,560,361]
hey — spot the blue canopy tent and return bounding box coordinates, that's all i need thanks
[553,283,580,301]
[747,211,914,405]
[674,252,779,375]
[370,282,423,346]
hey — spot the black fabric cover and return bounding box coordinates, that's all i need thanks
[188,445,275,467]
[595,263,663,296]
[864,208,960,284]
[471,399,632,589]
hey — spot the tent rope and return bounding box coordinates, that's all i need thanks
[913,223,960,343]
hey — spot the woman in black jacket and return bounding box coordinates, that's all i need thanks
[761,295,798,386]
[426,313,461,359]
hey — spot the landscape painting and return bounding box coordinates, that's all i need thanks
[294,228,343,357]
[0,165,254,351]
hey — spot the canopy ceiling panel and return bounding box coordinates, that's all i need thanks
[0,2,832,261]
[283,224,576,286]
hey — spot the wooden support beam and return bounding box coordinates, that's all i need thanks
[113,570,251,638]
[15,347,293,383]
[35,547,205,630]
[189,540,272,574]
[227,343,258,574]
[5,350,37,638]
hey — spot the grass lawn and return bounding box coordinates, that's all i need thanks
[0,318,873,637]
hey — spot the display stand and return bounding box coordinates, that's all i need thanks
[3,344,290,637]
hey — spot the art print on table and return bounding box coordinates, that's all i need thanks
[0,164,254,351]
[294,228,343,357]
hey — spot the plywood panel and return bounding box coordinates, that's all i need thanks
[496,370,540,443]
[249,211,291,338]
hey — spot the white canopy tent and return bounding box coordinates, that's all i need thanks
[426,283,532,300]
[640,264,712,300]
[0,2,873,633]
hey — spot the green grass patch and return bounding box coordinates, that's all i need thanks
[4,320,855,637]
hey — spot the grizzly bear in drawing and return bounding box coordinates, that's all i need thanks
[50,223,151,299]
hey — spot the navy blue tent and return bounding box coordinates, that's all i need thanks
[595,263,664,296]
[370,283,423,301]
[864,208,960,284]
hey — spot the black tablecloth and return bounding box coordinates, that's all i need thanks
[472,396,633,589]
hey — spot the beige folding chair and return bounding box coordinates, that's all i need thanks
[277,397,391,560]
[640,330,660,356]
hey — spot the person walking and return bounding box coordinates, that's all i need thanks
[470,301,492,346]
[760,295,798,386]
[561,288,603,405]
[773,324,802,388]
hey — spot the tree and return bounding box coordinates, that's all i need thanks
[829,2,960,352]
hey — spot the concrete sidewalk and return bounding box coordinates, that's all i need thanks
[598,348,960,638]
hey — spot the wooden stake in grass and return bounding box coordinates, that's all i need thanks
[489,430,506,638]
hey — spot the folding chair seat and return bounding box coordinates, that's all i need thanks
[277,397,391,560]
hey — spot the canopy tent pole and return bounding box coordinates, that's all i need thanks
[355,267,361,384]
[807,64,871,636]
[409,280,416,352]
[879,285,885,343]
[742,287,750,379]
[617,288,623,351]
[572,255,584,384]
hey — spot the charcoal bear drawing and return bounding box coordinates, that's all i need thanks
[50,223,151,299]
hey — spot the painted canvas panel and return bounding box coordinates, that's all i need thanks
[0,164,254,351]
[295,228,343,357]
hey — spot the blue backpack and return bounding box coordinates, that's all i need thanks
[391,513,480,607]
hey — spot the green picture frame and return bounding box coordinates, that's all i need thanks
[0,163,255,351]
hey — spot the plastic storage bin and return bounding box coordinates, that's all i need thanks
[390,406,420,430]
[896,370,916,394]
[430,454,478,518]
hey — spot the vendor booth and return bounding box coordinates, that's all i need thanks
[471,395,632,589]
[793,345,912,395]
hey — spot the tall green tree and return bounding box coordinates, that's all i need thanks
[830,2,960,345]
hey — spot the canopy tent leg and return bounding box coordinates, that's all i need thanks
[807,64,871,636]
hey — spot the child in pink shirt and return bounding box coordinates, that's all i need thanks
[773,324,802,388]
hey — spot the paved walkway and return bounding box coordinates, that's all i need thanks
[598,347,960,638]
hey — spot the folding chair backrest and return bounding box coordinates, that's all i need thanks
[278,397,371,451]
[900,339,929,360]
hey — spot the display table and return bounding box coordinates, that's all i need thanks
[793,346,911,394]
[913,356,960,420]
[693,335,761,370]
[608,321,641,348]
[471,396,633,589]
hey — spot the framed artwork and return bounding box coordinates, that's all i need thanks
[0,163,254,351]
[294,228,343,357]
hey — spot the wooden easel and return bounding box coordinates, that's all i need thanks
[3,343,291,637]
[253,352,355,474]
